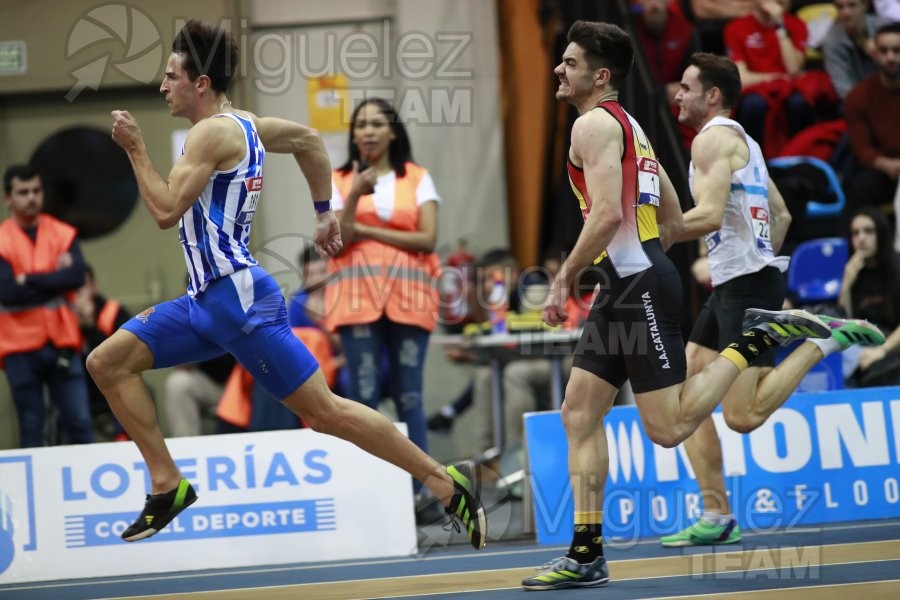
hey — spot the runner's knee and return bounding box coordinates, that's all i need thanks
[724,411,761,434]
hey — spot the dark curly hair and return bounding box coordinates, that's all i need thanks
[172,19,238,92]
[566,20,633,89]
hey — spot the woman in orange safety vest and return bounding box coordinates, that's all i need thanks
[325,98,440,499]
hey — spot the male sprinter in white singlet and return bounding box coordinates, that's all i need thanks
[660,52,885,548]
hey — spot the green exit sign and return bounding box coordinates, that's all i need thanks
[0,41,26,75]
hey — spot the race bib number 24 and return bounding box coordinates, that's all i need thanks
[750,205,770,241]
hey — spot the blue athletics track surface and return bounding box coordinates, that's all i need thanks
[2,517,898,599]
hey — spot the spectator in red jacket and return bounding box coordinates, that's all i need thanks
[691,0,752,19]
[634,0,700,104]
[725,0,836,156]
[688,0,754,54]
[633,0,701,148]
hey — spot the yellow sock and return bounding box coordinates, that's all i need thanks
[574,510,603,525]
[720,346,749,372]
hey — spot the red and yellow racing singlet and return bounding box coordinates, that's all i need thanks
[567,100,661,277]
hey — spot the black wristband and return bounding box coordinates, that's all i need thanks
[314,200,332,214]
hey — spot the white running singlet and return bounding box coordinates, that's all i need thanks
[689,116,788,287]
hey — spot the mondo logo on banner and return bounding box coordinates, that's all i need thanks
[525,386,900,544]
[0,428,416,584]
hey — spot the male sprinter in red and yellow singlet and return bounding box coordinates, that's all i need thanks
[522,20,834,590]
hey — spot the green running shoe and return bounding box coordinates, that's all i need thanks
[522,555,609,590]
[446,461,487,550]
[122,478,197,542]
[742,308,831,346]
[817,315,886,349]
[660,519,741,547]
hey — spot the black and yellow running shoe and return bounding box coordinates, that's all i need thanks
[522,555,610,590]
[445,462,487,550]
[122,478,197,542]
[742,308,831,346]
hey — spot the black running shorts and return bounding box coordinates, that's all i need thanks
[689,265,787,367]
[572,239,687,393]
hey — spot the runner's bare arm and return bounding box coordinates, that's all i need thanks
[112,111,231,229]
[767,177,792,254]
[555,110,624,289]
[253,116,333,207]
[675,127,734,243]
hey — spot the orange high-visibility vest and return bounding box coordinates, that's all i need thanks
[325,162,440,333]
[96,299,122,337]
[216,327,337,428]
[0,215,82,366]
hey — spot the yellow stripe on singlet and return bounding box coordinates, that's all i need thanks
[632,127,660,243]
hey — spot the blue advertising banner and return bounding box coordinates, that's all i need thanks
[525,387,900,545]
[64,499,336,547]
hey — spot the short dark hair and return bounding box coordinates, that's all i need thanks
[3,164,38,194]
[337,98,414,178]
[566,20,633,89]
[876,22,900,39]
[477,248,517,270]
[690,53,742,110]
[172,20,239,93]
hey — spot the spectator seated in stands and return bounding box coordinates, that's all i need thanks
[838,208,900,387]
[686,0,754,54]
[163,355,235,437]
[633,0,702,149]
[464,248,593,461]
[822,0,885,102]
[217,244,346,434]
[73,264,131,440]
[725,0,838,157]
[216,325,337,433]
[460,248,522,457]
[843,22,900,223]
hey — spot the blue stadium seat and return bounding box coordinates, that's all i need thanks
[768,156,846,218]
[787,237,848,304]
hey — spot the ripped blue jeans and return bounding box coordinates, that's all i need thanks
[338,317,430,490]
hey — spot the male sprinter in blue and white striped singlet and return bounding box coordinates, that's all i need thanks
[89,20,486,549]
[655,53,885,549]
[522,21,837,590]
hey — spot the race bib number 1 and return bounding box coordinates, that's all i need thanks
[637,157,660,207]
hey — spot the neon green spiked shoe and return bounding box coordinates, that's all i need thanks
[660,519,742,547]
